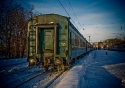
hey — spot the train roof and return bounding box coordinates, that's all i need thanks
[31,13,88,43]
[35,13,70,20]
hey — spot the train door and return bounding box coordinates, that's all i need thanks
[38,28,54,53]
[42,29,54,71]
[44,30,54,50]
[37,25,58,71]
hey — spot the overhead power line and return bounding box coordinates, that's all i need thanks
[57,0,78,28]
[68,0,82,28]
[57,0,70,17]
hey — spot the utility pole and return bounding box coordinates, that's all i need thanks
[89,36,90,43]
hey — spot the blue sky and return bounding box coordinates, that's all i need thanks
[24,0,125,42]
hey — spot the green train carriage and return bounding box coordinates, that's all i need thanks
[27,14,91,71]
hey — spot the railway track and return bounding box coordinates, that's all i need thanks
[32,61,79,88]
[30,70,65,88]
[2,68,44,88]
[47,70,69,88]
[34,59,84,88]
[0,59,69,88]
[0,62,28,77]
[3,69,65,88]
[43,53,89,88]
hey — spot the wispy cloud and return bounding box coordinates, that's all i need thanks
[78,12,114,22]
[83,1,101,9]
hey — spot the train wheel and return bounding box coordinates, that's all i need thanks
[29,58,37,66]
[57,66,60,71]
[57,65,65,71]
[61,65,65,70]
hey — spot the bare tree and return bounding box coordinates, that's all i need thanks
[0,0,34,59]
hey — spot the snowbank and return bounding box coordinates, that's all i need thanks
[56,51,95,88]
[103,62,125,87]
[78,51,95,88]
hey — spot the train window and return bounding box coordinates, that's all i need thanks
[72,32,75,47]
[77,37,79,47]
[70,32,71,44]
[70,22,71,26]
[45,31,52,36]
[75,36,77,47]
[83,41,86,47]
[78,39,80,47]
[65,25,67,29]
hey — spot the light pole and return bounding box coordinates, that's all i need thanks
[89,36,90,43]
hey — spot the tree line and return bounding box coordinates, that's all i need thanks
[0,0,34,59]
[96,38,125,49]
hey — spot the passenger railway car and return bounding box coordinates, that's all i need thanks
[109,44,125,52]
[27,14,93,71]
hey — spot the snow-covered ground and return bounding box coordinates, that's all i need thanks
[0,50,125,88]
[0,58,27,67]
[0,58,43,88]
[0,58,28,77]
[55,50,125,88]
